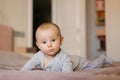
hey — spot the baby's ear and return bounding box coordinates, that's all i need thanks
[36,41,39,48]
[60,37,64,45]
[36,42,41,50]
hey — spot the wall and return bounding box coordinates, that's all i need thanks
[106,0,120,61]
[0,0,28,50]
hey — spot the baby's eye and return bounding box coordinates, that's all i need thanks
[43,42,46,44]
[52,39,56,42]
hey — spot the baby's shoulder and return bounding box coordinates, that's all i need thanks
[32,51,44,58]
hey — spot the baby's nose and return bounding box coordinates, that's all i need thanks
[47,42,52,47]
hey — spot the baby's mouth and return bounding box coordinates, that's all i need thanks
[47,49,54,52]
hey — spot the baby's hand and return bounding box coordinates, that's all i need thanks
[31,67,43,70]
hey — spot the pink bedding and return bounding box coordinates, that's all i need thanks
[0,51,29,70]
[0,51,120,80]
[0,67,120,80]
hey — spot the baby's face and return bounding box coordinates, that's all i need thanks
[36,27,63,56]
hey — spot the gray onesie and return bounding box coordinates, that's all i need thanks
[21,49,73,72]
[21,49,113,72]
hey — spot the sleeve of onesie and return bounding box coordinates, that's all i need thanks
[21,52,42,71]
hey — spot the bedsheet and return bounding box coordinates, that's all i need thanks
[0,67,120,80]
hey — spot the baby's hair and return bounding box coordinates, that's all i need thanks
[36,22,62,37]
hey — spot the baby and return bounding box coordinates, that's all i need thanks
[21,22,73,72]
[21,22,113,72]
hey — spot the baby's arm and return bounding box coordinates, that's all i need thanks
[21,53,41,71]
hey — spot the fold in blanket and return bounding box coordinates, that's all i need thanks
[0,64,22,70]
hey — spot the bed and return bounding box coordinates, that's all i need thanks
[0,25,120,80]
[0,24,13,51]
[0,50,120,80]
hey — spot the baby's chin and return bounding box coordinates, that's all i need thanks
[46,52,58,57]
[47,53,57,56]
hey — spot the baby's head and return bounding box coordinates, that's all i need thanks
[35,22,63,56]
[36,22,62,37]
